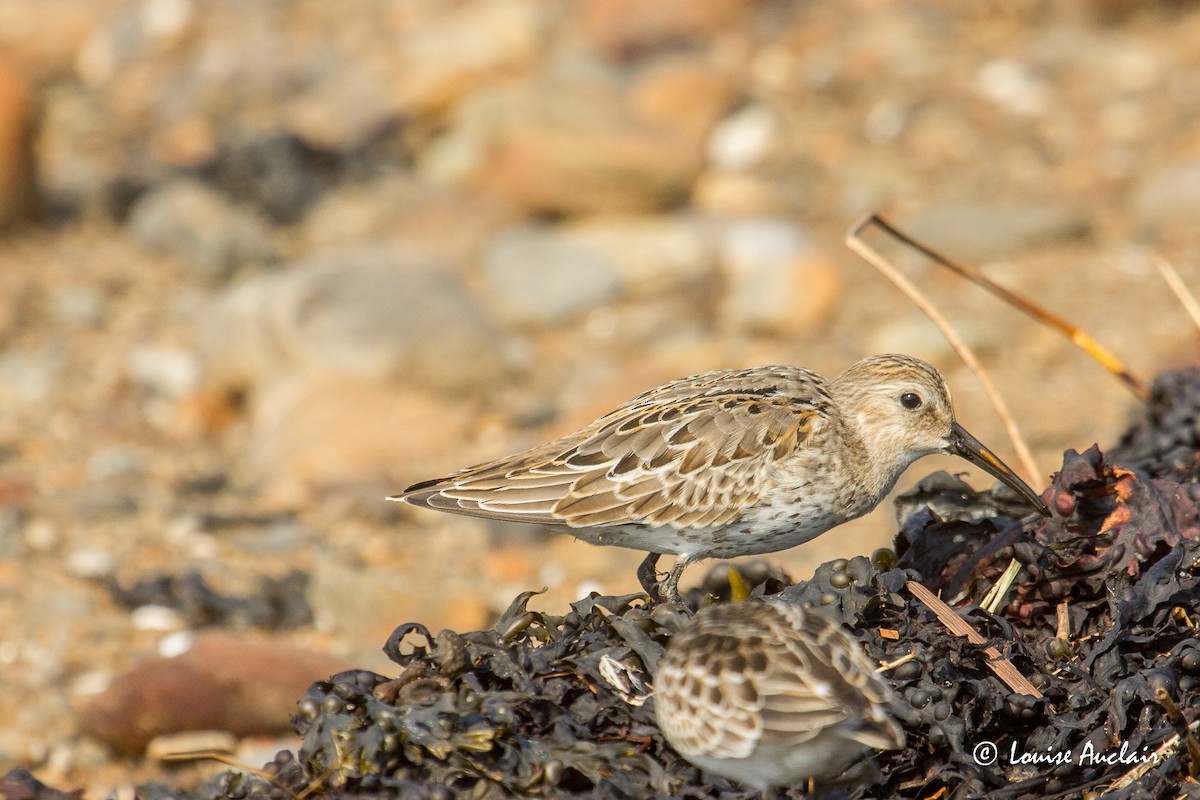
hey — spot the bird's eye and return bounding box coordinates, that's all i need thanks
[899,392,923,410]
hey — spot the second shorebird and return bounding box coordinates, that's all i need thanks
[395,354,1049,602]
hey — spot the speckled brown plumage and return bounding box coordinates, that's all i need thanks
[395,354,1048,601]
[653,598,905,790]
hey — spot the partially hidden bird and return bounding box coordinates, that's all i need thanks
[654,597,905,790]
[394,354,1049,602]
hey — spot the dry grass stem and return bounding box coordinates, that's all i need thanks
[981,558,1022,614]
[846,215,1042,486]
[875,651,916,673]
[1153,254,1200,335]
[848,214,1149,402]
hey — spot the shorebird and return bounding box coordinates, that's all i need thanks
[654,597,905,791]
[394,354,1048,602]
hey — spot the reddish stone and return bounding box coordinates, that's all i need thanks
[77,633,352,754]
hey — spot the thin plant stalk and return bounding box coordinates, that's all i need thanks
[851,214,1149,401]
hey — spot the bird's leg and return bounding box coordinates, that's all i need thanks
[659,556,690,605]
[636,552,661,597]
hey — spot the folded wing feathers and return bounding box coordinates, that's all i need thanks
[397,374,826,532]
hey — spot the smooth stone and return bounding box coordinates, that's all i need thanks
[127,180,277,284]
[204,244,509,392]
[901,203,1091,263]
[482,224,624,325]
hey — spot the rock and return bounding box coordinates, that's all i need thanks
[302,174,518,264]
[35,83,129,217]
[482,224,624,325]
[0,57,37,229]
[706,103,779,171]
[86,447,141,482]
[901,203,1091,263]
[126,344,201,397]
[717,218,840,335]
[560,214,717,295]
[209,133,337,225]
[0,3,96,79]
[973,58,1052,118]
[66,544,116,581]
[692,171,796,216]
[76,633,352,754]
[50,286,107,327]
[281,60,400,152]
[127,180,277,284]
[629,58,738,141]
[390,0,543,116]
[249,376,475,493]
[1132,159,1200,233]
[478,69,707,214]
[570,0,757,58]
[203,245,510,392]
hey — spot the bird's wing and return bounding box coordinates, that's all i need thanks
[653,605,769,760]
[395,367,832,530]
[758,602,906,751]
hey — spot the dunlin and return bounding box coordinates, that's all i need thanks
[394,354,1048,602]
[654,597,905,790]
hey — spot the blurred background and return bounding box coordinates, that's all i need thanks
[1,0,1199,793]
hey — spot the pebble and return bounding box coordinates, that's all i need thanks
[77,632,353,754]
[482,224,624,325]
[717,217,841,335]
[126,344,201,398]
[0,507,22,558]
[973,58,1052,117]
[127,180,278,284]
[1132,159,1200,232]
[65,546,115,579]
[900,203,1092,263]
[86,446,142,481]
[302,174,516,263]
[50,286,107,327]
[706,104,778,171]
[204,245,509,392]
[477,71,705,214]
[157,631,195,659]
[281,61,399,153]
[391,0,542,115]
[0,56,36,229]
[630,58,738,141]
[249,376,476,493]
[23,518,59,553]
[563,214,717,294]
[130,605,186,632]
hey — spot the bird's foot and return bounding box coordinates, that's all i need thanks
[636,552,662,599]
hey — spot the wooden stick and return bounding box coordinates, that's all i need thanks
[847,214,1149,402]
[906,580,1042,698]
[845,216,1043,485]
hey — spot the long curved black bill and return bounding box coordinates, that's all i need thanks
[949,422,1050,516]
